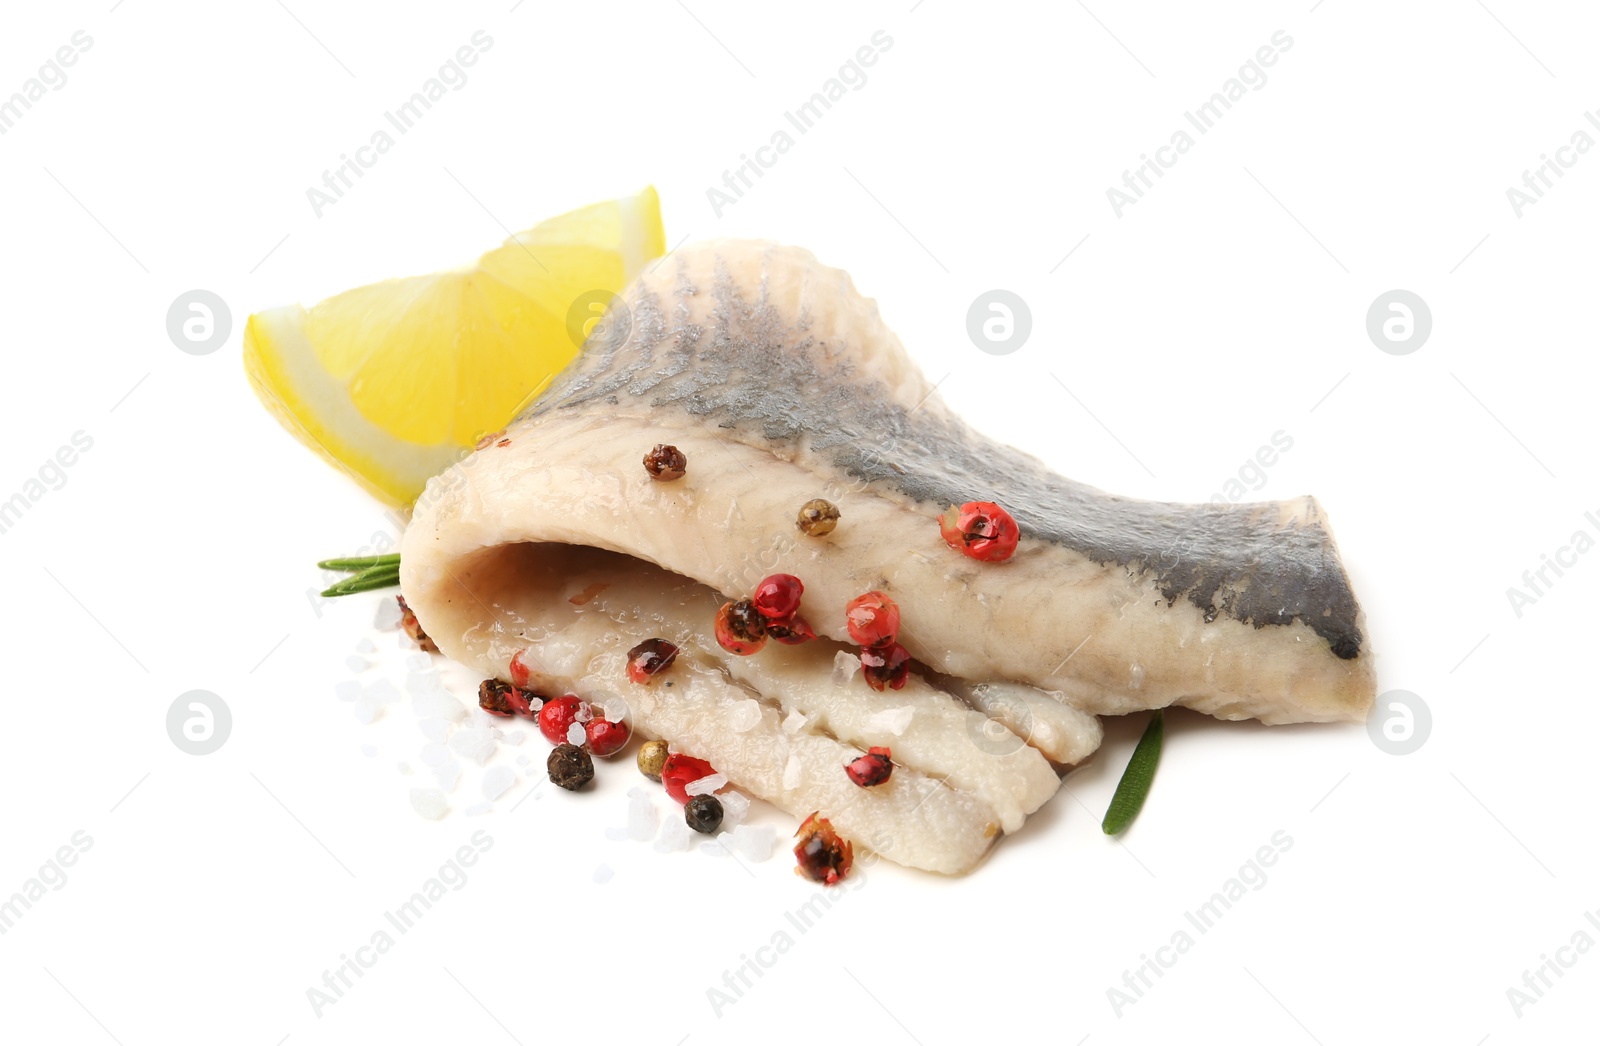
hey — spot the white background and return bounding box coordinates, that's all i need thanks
[1,1,1595,1042]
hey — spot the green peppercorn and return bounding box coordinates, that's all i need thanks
[548,743,594,790]
[637,739,669,782]
[685,794,724,834]
[797,498,840,536]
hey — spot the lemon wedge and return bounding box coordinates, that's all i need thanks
[243,187,665,504]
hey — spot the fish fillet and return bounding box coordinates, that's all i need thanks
[400,239,1376,874]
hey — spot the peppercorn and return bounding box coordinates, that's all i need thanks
[846,746,894,787]
[767,615,816,645]
[397,595,438,653]
[860,642,911,692]
[797,498,840,536]
[939,501,1020,563]
[793,813,853,885]
[626,638,679,684]
[538,695,583,744]
[478,679,534,718]
[662,753,717,803]
[714,599,768,655]
[685,794,724,834]
[547,743,594,790]
[643,444,688,481]
[585,717,631,757]
[845,591,901,648]
[752,574,804,621]
[637,739,669,781]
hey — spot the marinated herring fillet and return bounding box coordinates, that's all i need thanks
[400,239,1376,873]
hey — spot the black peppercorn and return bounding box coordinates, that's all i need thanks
[547,743,594,790]
[685,794,724,834]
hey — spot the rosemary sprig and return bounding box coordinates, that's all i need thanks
[317,554,400,571]
[1101,710,1164,836]
[319,553,402,597]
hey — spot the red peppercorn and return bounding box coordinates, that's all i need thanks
[752,574,804,620]
[537,695,582,745]
[626,638,679,684]
[509,649,534,688]
[662,753,717,804]
[845,591,900,648]
[939,501,1020,563]
[714,599,768,655]
[585,717,631,757]
[860,642,911,692]
[397,596,438,653]
[767,615,816,645]
[478,679,534,718]
[846,746,894,787]
[794,813,854,886]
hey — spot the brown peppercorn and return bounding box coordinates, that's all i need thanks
[796,499,840,537]
[637,739,670,781]
[397,595,438,653]
[643,444,687,481]
[547,743,594,790]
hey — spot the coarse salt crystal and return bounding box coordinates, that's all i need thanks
[450,727,497,766]
[434,761,461,791]
[782,753,802,791]
[718,790,750,828]
[782,708,807,734]
[365,679,401,707]
[574,702,594,724]
[502,730,526,747]
[345,655,369,673]
[685,773,727,796]
[593,864,614,885]
[726,824,776,862]
[628,792,659,841]
[361,744,377,758]
[832,650,859,686]
[409,788,447,820]
[867,706,915,736]
[374,599,403,631]
[729,700,762,733]
[355,637,377,654]
[654,812,693,853]
[334,680,362,703]
[353,701,378,725]
[481,765,515,801]
[566,722,587,746]
[416,717,452,743]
